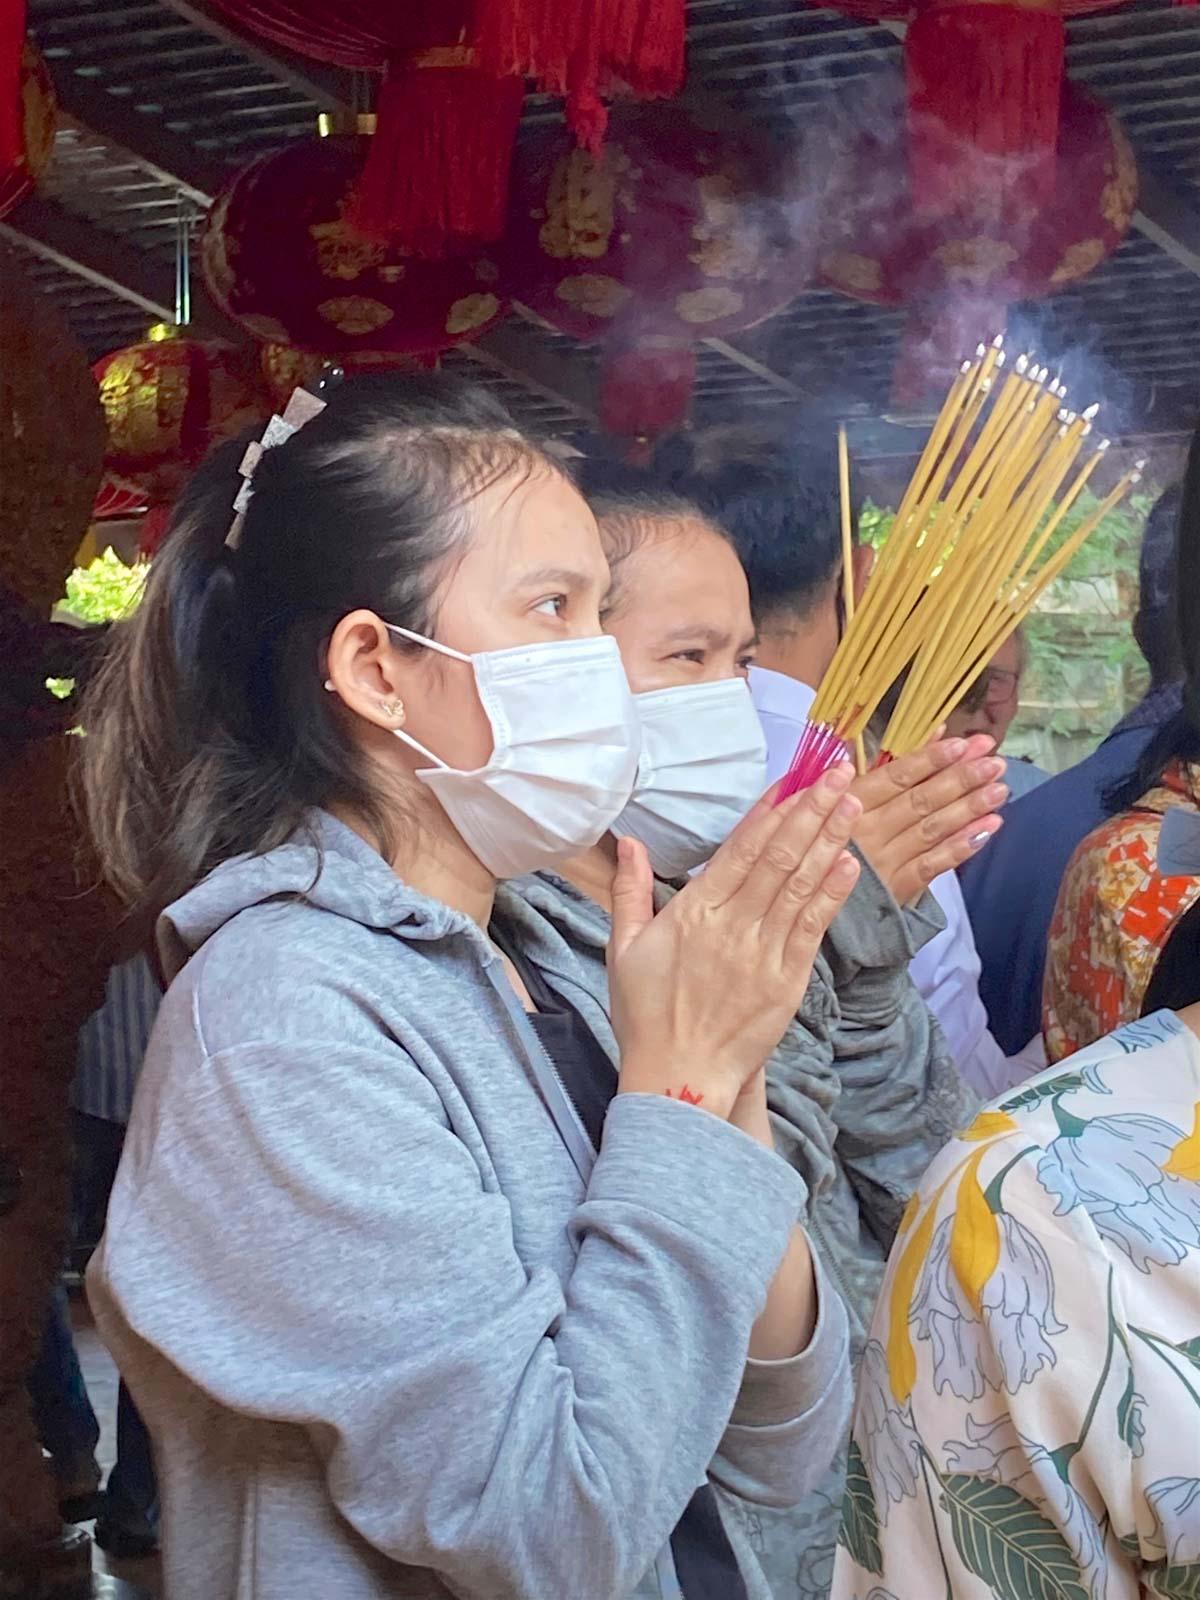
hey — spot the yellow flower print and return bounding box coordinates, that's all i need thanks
[949,1148,1001,1316]
[1164,1104,1200,1182]
[960,1110,1019,1143]
[886,1184,944,1404]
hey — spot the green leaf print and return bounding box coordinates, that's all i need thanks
[939,1475,1090,1600]
[1144,1560,1200,1598]
[1000,1074,1085,1114]
[840,1440,884,1576]
[1175,1337,1200,1369]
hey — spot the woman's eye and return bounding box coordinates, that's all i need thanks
[533,594,567,617]
[737,655,756,674]
[671,649,705,665]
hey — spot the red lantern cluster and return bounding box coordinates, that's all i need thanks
[196,0,685,255]
[504,101,815,442]
[816,73,1137,399]
[0,40,55,221]
[202,136,506,356]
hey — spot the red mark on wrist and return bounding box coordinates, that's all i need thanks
[666,1084,704,1105]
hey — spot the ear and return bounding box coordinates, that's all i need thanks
[325,610,412,733]
[851,541,875,605]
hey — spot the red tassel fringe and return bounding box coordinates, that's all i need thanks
[0,0,26,173]
[472,0,685,152]
[905,3,1065,223]
[346,64,525,257]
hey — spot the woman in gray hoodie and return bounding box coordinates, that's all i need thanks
[77,373,863,1600]
[504,465,1001,1598]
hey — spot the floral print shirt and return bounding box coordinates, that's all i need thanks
[830,1011,1200,1600]
[1043,761,1200,1064]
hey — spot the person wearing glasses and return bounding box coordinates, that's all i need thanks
[944,628,1049,800]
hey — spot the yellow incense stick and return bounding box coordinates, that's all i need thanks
[836,425,867,774]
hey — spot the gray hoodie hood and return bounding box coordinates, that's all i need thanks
[158,814,486,980]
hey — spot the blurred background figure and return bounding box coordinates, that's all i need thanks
[27,953,163,1559]
[959,482,1184,1057]
[1042,445,1200,1062]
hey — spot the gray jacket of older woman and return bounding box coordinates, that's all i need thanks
[503,854,978,1600]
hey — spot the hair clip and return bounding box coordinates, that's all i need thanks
[225,379,333,548]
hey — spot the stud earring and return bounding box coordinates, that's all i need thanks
[380,697,406,726]
[323,679,336,693]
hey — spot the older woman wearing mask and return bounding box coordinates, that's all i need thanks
[504,463,1003,1598]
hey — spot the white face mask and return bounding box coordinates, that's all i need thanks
[612,677,768,879]
[387,624,640,879]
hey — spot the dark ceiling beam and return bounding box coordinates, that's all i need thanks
[0,194,235,340]
[152,0,352,112]
[51,80,227,204]
[1131,159,1200,279]
[463,321,598,422]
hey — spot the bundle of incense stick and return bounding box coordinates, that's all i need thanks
[778,337,1143,800]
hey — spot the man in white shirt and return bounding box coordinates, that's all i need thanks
[683,437,1023,1098]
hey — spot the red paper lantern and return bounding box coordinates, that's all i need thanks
[93,329,268,504]
[816,73,1137,399]
[202,136,507,355]
[504,101,815,444]
[0,40,56,221]
[196,0,685,255]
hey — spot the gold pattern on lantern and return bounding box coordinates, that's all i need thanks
[934,237,1018,286]
[98,353,187,455]
[445,293,500,336]
[200,193,239,300]
[21,43,56,178]
[1050,238,1106,286]
[309,212,388,282]
[539,148,617,261]
[1101,122,1138,232]
[474,258,500,285]
[377,264,407,285]
[689,232,766,282]
[555,274,631,318]
[317,297,395,336]
[675,286,745,324]
[821,252,884,294]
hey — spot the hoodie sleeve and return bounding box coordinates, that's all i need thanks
[822,853,980,1246]
[712,1250,852,1508]
[93,1031,807,1600]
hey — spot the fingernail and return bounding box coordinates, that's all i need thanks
[824,765,853,794]
[836,795,860,819]
[979,758,1005,780]
[835,852,859,879]
[943,738,966,760]
[968,827,997,850]
[984,782,1009,805]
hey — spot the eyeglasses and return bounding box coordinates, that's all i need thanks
[982,666,1020,708]
[961,666,1020,715]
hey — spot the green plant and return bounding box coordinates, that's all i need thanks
[58,547,147,625]
[860,489,1156,769]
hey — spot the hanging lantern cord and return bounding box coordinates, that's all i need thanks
[175,194,195,329]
